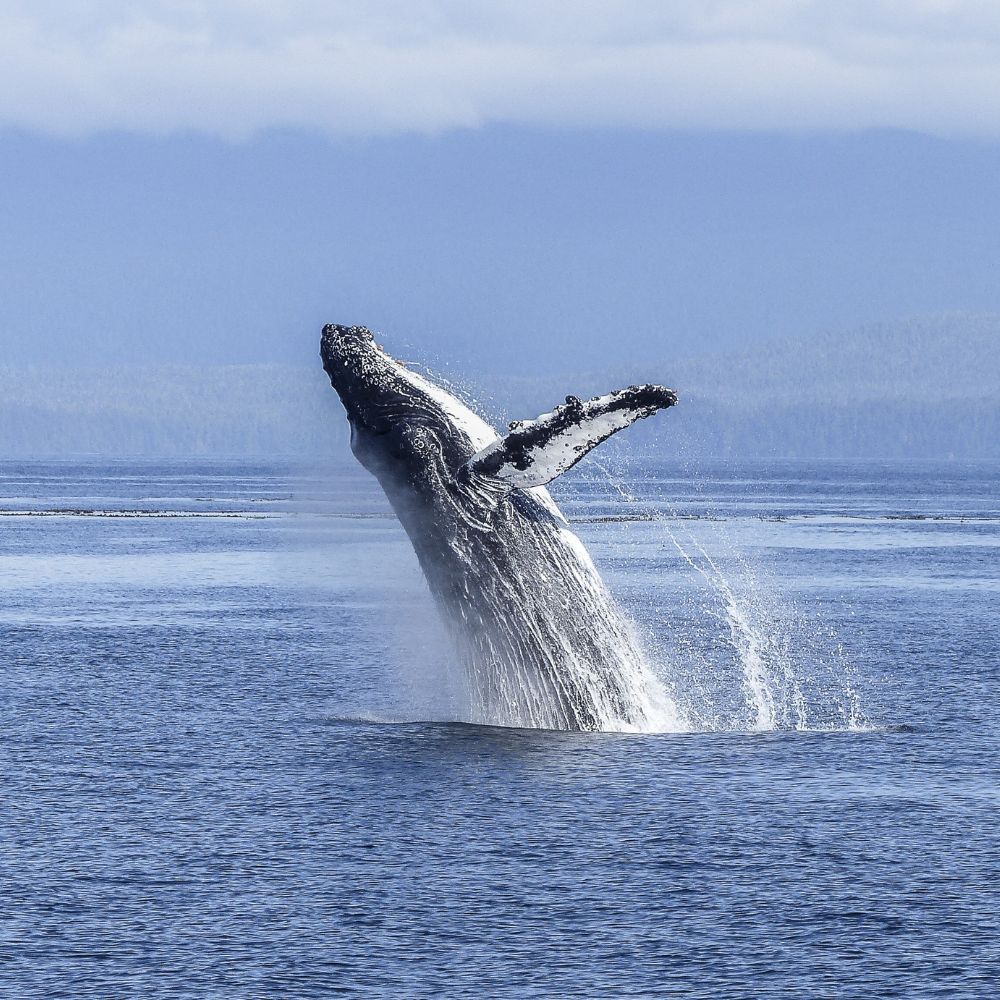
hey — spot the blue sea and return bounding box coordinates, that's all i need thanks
[1,458,998,998]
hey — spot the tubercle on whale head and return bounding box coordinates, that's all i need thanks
[320,323,377,378]
[319,323,479,485]
[319,325,387,442]
[320,323,397,421]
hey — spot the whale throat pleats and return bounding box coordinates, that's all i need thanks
[462,384,678,489]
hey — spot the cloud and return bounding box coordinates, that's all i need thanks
[2,1,1000,138]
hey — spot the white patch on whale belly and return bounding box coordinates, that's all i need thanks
[396,366,499,451]
[524,485,568,523]
[556,523,602,578]
[387,358,571,526]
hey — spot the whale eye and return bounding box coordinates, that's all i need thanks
[369,416,392,436]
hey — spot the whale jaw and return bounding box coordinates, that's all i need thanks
[320,323,489,496]
[320,324,380,409]
[320,324,408,439]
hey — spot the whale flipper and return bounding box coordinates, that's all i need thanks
[463,385,678,488]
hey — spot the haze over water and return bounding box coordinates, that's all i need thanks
[2,457,997,997]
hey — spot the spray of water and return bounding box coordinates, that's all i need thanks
[430,489,689,734]
[367,450,869,734]
[581,458,869,733]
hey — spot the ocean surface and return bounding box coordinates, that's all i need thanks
[1,457,998,998]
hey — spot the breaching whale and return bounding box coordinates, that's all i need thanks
[321,324,679,731]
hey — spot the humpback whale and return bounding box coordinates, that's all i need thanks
[321,324,679,731]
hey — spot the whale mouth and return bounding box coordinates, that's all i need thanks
[320,324,403,439]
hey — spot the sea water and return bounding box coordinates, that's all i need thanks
[1,458,998,997]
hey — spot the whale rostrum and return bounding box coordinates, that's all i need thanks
[320,323,682,731]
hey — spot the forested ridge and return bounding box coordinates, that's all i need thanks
[3,315,998,460]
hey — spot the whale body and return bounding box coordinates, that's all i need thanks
[321,324,679,731]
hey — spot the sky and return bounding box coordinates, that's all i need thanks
[2,1,1000,374]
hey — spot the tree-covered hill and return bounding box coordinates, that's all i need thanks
[2,314,997,460]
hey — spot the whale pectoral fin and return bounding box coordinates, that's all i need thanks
[462,385,678,488]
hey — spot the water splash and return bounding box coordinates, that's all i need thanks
[663,527,803,731]
[581,458,869,733]
[437,515,689,734]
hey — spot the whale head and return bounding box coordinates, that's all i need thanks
[320,324,494,495]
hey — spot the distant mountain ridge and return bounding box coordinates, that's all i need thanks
[2,314,998,460]
[489,313,1000,404]
[0,365,343,459]
[470,314,1000,461]
[679,313,1000,404]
